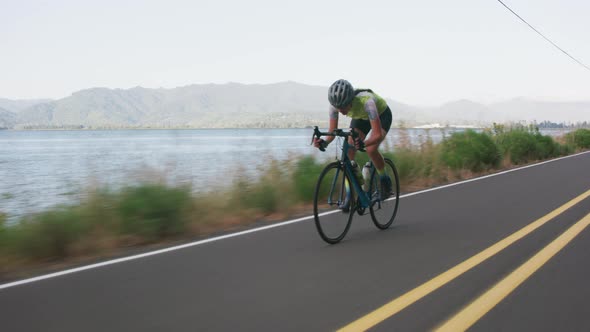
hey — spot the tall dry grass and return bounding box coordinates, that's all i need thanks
[1,126,588,278]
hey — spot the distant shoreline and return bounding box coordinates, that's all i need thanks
[1,126,488,132]
[3,121,588,132]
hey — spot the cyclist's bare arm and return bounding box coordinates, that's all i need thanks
[313,107,339,148]
[326,107,339,144]
[364,99,385,148]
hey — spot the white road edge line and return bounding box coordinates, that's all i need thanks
[1,151,589,291]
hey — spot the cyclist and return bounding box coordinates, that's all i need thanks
[313,79,393,208]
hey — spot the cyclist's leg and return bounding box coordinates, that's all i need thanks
[339,120,370,211]
[368,107,393,195]
[366,106,392,169]
[348,118,370,160]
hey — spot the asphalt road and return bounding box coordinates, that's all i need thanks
[1,152,590,332]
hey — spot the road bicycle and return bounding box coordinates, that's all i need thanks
[311,126,400,244]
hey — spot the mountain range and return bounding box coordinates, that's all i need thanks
[0,82,588,129]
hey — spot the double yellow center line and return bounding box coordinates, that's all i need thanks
[339,189,590,332]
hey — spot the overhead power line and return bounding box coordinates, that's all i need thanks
[496,0,590,72]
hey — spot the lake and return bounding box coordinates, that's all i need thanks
[0,127,571,220]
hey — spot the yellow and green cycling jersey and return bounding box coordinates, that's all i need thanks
[329,90,389,120]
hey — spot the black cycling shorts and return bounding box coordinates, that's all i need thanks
[349,106,392,136]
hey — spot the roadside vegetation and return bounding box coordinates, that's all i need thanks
[1,126,589,279]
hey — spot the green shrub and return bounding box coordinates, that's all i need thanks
[70,187,120,234]
[232,159,288,214]
[497,130,536,164]
[241,182,279,214]
[390,148,423,181]
[0,213,6,254]
[10,207,85,260]
[534,134,559,159]
[292,156,325,202]
[230,177,278,215]
[117,184,192,241]
[495,128,561,164]
[557,141,575,156]
[566,129,590,149]
[441,130,500,171]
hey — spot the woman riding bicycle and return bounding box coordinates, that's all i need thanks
[313,79,393,196]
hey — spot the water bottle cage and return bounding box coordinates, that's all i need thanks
[350,161,363,185]
[361,163,372,191]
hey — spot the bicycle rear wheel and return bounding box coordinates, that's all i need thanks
[313,162,355,244]
[369,158,400,229]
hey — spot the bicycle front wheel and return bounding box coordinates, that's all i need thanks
[369,158,400,229]
[313,162,355,244]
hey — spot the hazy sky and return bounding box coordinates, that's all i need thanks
[1,0,589,105]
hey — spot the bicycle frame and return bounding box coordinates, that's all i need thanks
[313,126,373,209]
[338,139,373,209]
